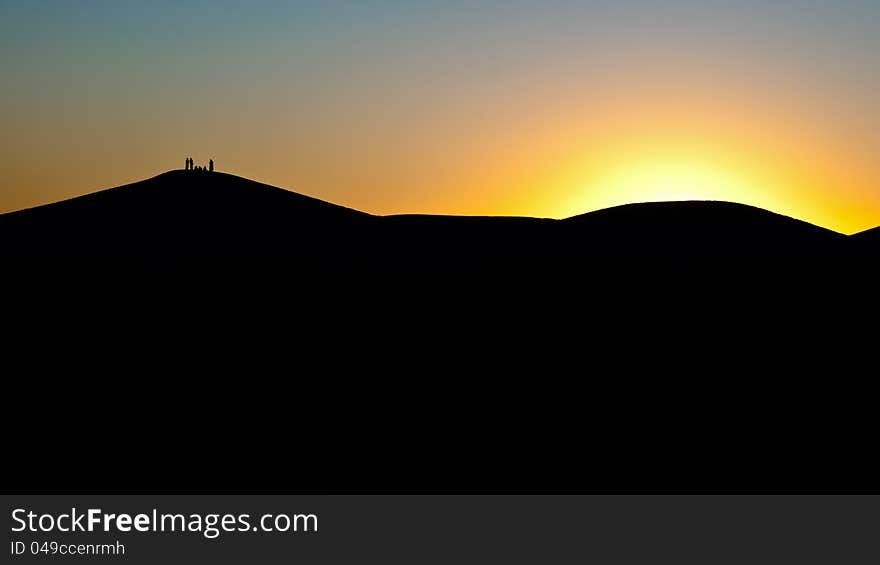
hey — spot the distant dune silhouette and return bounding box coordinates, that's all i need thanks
[0,169,867,263]
[850,224,880,254]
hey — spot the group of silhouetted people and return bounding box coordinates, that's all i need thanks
[185,157,213,172]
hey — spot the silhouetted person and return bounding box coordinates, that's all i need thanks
[209,159,214,172]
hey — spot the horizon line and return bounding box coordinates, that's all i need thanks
[2,168,876,237]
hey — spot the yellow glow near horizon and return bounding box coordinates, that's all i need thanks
[589,158,763,206]
[536,126,878,234]
[555,143,791,224]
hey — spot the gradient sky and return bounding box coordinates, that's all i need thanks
[2,0,879,233]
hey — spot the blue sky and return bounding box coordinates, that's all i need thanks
[2,1,879,231]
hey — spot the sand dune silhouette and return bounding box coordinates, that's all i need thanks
[0,169,865,260]
[3,169,875,493]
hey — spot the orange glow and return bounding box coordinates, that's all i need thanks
[570,156,778,213]
[546,135,880,234]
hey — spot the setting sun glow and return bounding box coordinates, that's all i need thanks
[546,135,796,226]
[591,159,763,207]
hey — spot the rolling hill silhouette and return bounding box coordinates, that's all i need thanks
[560,201,845,255]
[4,169,876,494]
[0,169,862,262]
[0,170,370,257]
[850,224,880,254]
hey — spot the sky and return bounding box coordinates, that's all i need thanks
[1,0,879,233]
